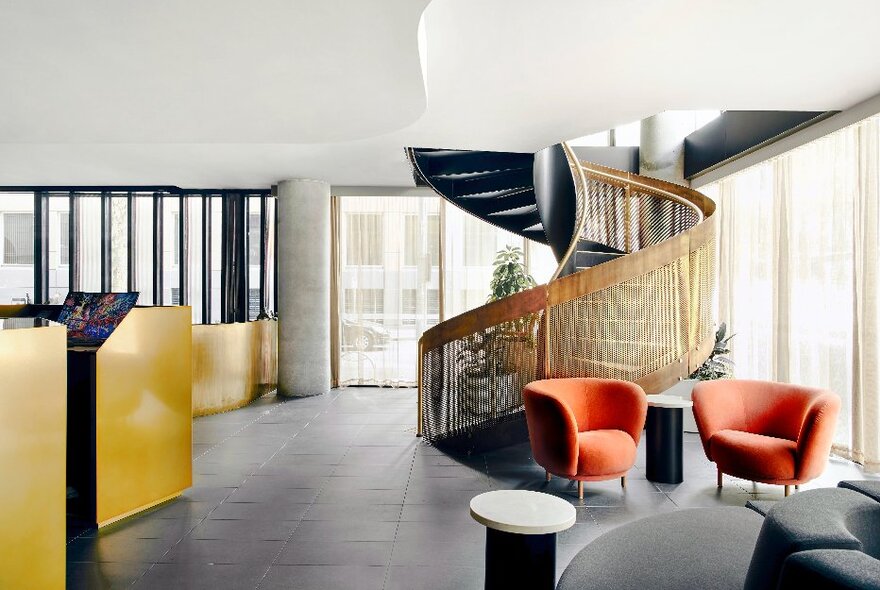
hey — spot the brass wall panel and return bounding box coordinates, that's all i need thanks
[95,307,192,526]
[0,323,66,589]
[192,320,278,416]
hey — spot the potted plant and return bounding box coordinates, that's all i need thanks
[666,322,735,432]
[488,245,537,303]
[457,246,540,416]
[487,246,539,375]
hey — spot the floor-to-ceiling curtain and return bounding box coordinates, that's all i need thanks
[702,115,880,471]
[442,200,527,319]
[333,195,577,387]
[336,196,440,386]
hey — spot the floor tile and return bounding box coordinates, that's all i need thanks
[275,540,393,566]
[260,564,387,590]
[133,562,266,589]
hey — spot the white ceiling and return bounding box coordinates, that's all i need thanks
[1,0,879,188]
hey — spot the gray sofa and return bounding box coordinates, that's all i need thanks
[557,481,880,590]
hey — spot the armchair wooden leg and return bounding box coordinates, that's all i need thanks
[621,476,626,488]
[545,470,551,482]
[784,485,791,497]
[717,468,723,489]
[577,481,584,500]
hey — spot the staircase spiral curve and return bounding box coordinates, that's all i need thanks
[406,142,717,446]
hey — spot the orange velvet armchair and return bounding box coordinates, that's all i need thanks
[523,378,648,499]
[692,380,841,496]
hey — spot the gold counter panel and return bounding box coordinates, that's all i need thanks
[94,306,192,526]
[0,321,66,589]
[192,320,278,416]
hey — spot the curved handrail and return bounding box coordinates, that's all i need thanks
[417,146,717,443]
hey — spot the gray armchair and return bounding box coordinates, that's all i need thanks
[557,482,880,590]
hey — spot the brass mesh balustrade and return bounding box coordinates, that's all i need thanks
[417,144,717,443]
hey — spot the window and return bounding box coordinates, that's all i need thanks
[3,213,34,265]
[403,213,440,266]
[401,288,439,315]
[0,190,275,322]
[47,198,71,304]
[248,288,260,319]
[59,212,69,266]
[133,194,155,305]
[345,213,383,265]
[344,288,384,315]
[613,121,641,147]
[568,131,611,147]
[247,201,261,320]
[172,211,180,267]
[248,212,261,264]
[77,195,102,291]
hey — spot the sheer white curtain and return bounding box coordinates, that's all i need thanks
[703,115,880,471]
[336,196,440,386]
[442,201,526,319]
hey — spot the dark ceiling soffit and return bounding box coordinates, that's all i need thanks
[684,110,836,179]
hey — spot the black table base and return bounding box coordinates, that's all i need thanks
[646,406,684,484]
[485,527,556,590]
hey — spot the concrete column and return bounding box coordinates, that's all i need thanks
[277,179,331,397]
[639,111,697,186]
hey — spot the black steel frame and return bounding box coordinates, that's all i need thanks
[4,186,274,324]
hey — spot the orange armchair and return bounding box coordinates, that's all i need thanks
[692,380,841,496]
[523,378,648,499]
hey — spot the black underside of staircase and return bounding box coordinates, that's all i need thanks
[409,148,546,243]
[408,146,623,274]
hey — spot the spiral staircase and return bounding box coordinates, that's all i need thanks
[406,143,717,446]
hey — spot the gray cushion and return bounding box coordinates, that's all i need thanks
[557,507,763,590]
[744,488,880,590]
[778,549,880,590]
[839,480,880,504]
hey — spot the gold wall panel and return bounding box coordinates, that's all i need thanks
[192,320,278,416]
[95,307,192,526]
[0,322,66,589]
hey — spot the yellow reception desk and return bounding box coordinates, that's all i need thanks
[192,319,278,416]
[71,306,193,527]
[0,305,193,528]
[0,318,66,590]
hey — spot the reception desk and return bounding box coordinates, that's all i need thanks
[192,319,278,416]
[0,318,66,589]
[0,305,192,528]
[70,306,193,527]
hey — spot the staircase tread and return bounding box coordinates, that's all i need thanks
[430,167,530,180]
[488,204,538,217]
[455,188,533,200]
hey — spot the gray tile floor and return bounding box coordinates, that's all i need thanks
[67,388,877,589]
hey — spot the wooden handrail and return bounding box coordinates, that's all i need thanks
[419,285,547,352]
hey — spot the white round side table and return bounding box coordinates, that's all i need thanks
[470,490,576,590]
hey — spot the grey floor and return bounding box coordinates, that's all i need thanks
[67,387,875,589]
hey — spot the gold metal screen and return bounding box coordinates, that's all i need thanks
[547,258,688,381]
[420,308,543,442]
